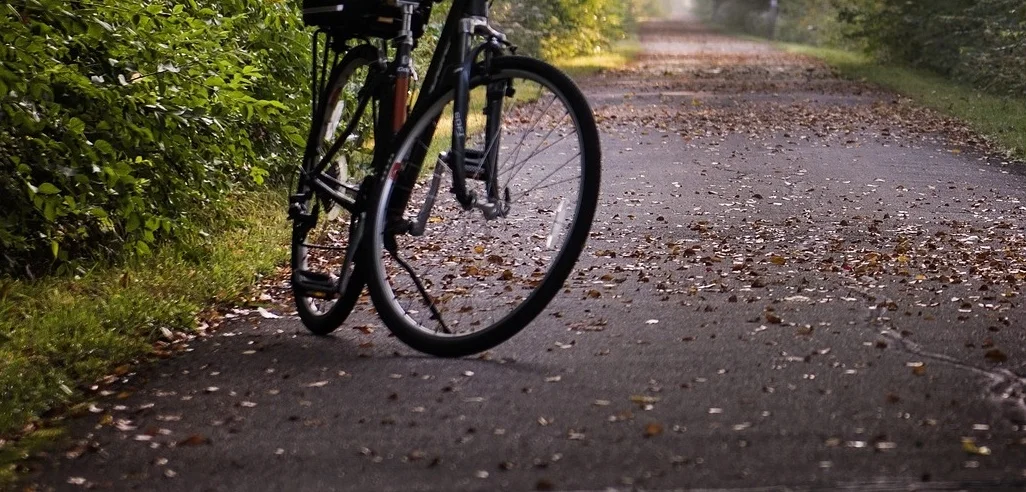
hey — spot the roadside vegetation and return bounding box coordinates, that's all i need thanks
[782,44,1026,160]
[0,0,654,477]
[691,0,1026,159]
[0,191,288,481]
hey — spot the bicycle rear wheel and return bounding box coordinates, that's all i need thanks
[291,45,380,335]
[366,56,601,357]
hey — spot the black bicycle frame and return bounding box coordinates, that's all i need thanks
[300,0,500,219]
[389,0,509,220]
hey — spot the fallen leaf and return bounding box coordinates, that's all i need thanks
[962,437,991,456]
[644,422,664,437]
[911,364,927,376]
[177,434,211,446]
[257,307,281,319]
[985,349,1008,363]
[114,420,137,432]
[630,395,661,405]
[64,444,88,460]
[407,450,427,461]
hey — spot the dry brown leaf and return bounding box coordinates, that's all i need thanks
[644,422,664,438]
[177,434,211,447]
[985,349,1008,363]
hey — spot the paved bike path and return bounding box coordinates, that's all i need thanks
[25,20,1026,491]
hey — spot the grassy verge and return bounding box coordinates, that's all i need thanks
[781,43,1026,160]
[551,40,641,78]
[0,190,289,482]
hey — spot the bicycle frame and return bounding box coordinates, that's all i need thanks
[296,0,507,223]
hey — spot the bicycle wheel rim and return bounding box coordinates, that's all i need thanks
[292,47,378,331]
[369,59,600,351]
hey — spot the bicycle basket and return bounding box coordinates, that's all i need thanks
[302,0,429,40]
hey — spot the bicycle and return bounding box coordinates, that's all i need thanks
[290,0,601,357]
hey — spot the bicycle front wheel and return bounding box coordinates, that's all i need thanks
[367,56,601,357]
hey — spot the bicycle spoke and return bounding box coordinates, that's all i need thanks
[507,170,582,203]
[388,246,452,334]
[368,58,599,357]
[500,108,573,186]
[501,93,560,174]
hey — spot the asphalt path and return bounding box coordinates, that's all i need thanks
[24,20,1026,491]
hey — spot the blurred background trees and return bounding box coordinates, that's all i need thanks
[492,0,661,59]
[688,0,1026,97]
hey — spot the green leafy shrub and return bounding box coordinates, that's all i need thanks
[0,0,642,277]
[492,0,634,59]
[842,0,1026,97]
[694,0,1025,97]
[0,0,310,275]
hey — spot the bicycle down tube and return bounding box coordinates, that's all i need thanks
[386,0,502,226]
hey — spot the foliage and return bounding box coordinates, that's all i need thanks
[0,0,310,276]
[0,0,643,277]
[492,0,641,59]
[695,0,1026,97]
[0,191,288,440]
[774,0,853,47]
[841,0,1026,97]
[786,43,1026,160]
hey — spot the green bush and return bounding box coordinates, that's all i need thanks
[492,0,635,59]
[841,0,1026,97]
[0,0,640,277]
[0,0,310,276]
[694,0,1026,97]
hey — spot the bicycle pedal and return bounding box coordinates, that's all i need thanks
[292,270,339,300]
[289,211,318,230]
[441,149,490,181]
[385,217,413,235]
[288,203,307,221]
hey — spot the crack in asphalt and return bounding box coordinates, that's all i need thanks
[878,327,1026,426]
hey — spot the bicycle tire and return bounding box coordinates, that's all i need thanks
[292,45,380,335]
[366,56,601,357]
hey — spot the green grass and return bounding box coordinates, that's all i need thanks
[0,427,64,484]
[551,40,640,78]
[781,43,1026,160]
[0,190,289,483]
